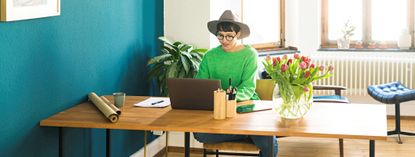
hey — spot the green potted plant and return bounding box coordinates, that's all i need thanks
[147,36,208,96]
[337,20,356,49]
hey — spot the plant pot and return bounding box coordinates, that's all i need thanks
[275,82,313,119]
[337,38,350,49]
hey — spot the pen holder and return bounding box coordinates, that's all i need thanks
[213,89,226,120]
[226,100,237,118]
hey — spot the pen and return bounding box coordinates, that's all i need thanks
[151,100,164,105]
[227,78,237,100]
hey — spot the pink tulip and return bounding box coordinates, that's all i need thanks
[328,65,334,71]
[319,65,325,71]
[281,64,288,72]
[302,56,310,63]
[294,54,300,59]
[272,57,277,66]
[300,62,307,69]
[265,55,271,61]
[304,71,310,78]
[276,57,281,62]
[282,54,288,60]
[310,64,315,68]
[287,59,293,65]
[304,86,309,92]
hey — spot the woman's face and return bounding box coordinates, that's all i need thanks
[216,31,239,51]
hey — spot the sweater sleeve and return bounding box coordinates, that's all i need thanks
[236,52,258,101]
[195,54,209,79]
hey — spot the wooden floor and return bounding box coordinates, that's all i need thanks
[167,119,415,157]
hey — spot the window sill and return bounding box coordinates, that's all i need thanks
[318,48,415,52]
[257,47,299,57]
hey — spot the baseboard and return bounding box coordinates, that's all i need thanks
[387,115,415,120]
[154,147,167,157]
[130,133,167,157]
[166,146,258,155]
[167,146,204,154]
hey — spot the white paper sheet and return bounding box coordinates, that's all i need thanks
[134,97,170,108]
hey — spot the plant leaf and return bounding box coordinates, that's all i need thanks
[189,57,200,71]
[181,51,192,59]
[147,54,173,65]
[192,48,208,53]
[173,41,182,47]
[180,44,193,52]
[166,62,178,78]
[147,64,164,80]
[191,53,202,62]
[159,36,174,47]
[180,55,190,74]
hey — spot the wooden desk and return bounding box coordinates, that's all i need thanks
[40,96,387,157]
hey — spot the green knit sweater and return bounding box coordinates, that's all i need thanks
[196,45,259,101]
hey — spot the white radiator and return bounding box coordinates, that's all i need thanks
[312,52,415,96]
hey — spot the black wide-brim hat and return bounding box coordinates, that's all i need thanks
[207,10,250,39]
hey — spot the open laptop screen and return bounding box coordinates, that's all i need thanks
[167,78,221,110]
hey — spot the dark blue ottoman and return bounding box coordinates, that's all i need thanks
[368,81,415,144]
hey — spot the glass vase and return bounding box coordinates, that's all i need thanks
[275,81,313,119]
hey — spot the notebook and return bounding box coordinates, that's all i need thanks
[134,97,170,108]
[167,78,221,110]
[236,100,276,113]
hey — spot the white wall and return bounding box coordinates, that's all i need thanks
[164,0,250,49]
[164,0,211,48]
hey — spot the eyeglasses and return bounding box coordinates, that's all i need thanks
[216,34,235,41]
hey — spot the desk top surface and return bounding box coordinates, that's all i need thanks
[40,96,387,140]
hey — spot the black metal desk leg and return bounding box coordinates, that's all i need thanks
[269,136,274,157]
[339,138,344,157]
[184,132,190,157]
[106,129,111,157]
[144,131,148,157]
[370,140,375,157]
[59,127,63,157]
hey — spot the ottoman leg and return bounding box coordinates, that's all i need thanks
[400,131,415,136]
[387,103,406,144]
[390,103,415,136]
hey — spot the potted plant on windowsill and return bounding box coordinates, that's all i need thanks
[354,40,364,49]
[147,36,208,96]
[368,41,378,49]
[337,20,356,49]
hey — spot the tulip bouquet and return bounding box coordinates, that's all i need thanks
[263,54,334,119]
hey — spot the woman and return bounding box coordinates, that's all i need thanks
[193,10,278,157]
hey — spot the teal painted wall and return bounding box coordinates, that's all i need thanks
[0,0,163,156]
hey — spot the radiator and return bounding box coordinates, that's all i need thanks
[311,52,415,96]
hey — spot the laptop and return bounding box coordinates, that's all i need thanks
[167,78,221,110]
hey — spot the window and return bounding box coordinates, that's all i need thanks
[210,0,285,50]
[321,0,414,49]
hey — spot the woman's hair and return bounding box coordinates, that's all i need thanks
[216,22,241,34]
